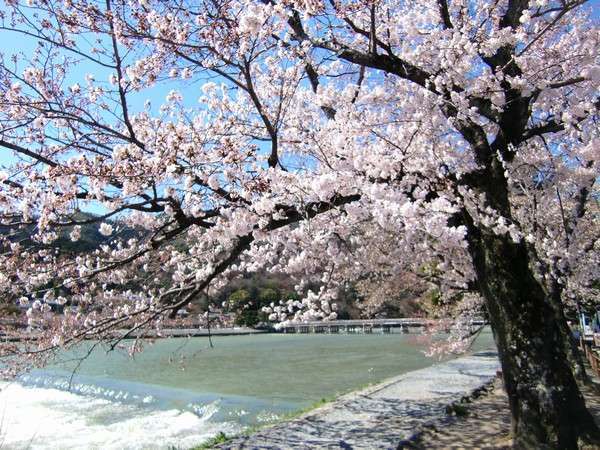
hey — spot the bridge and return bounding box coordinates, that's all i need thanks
[1,319,486,342]
[276,318,486,334]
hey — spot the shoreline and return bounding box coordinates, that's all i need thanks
[0,327,269,342]
[1,321,485,342]
[0,326,412,342]
[210,350,500,449]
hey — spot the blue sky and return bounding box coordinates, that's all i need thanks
[0,0,598,174]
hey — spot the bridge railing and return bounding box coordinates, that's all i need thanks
[276,318,486,330]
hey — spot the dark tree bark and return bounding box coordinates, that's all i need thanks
[547,278,589,383]
[464,191,600,448]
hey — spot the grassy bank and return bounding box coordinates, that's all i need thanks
[188,396,335,449]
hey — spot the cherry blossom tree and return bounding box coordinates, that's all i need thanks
[0,0,599,447]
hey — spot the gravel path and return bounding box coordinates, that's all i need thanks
[218,350,500,449]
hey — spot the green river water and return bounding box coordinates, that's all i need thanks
[1,331,495,449]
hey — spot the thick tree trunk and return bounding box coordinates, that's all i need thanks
[467,227,600,449]
[547,278,589,383]
[561,317,589,383]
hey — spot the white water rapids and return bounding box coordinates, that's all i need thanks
[0,381,237,450]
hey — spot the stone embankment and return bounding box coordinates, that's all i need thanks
[218,351,500,449]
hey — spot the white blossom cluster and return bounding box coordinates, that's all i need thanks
[262,289,339,328]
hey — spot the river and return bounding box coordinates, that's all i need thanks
[0,331,495,449]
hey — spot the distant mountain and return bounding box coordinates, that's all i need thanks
[0,212,138,254]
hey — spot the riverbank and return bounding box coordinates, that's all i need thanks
[0,327,269,342]
[211,350,500,449]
